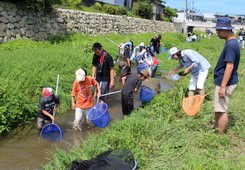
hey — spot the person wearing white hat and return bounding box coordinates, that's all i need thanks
[168,47,210,97]
[37,87,60,130]
[212,17,240,134]
[71,68,101,131]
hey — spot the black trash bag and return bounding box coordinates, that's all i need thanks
[67,149,137,170]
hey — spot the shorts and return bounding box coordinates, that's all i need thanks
[73,108,92,131]
[213,85,237,113]
[189,69,209,90]
[37,117,51,130]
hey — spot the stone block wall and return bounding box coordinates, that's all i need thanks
[0,1,183,43]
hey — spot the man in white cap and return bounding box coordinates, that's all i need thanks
[212,17,240,134]
[168,47,210,96]
[71,68,101,131]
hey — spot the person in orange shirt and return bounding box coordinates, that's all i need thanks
[71,68,101,131]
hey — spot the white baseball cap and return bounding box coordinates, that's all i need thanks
[76,68,86,82]
[168,47,179,60]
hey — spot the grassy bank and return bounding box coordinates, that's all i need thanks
[43,34,244,169]
[0,32,244,169]
[0,32,168,135]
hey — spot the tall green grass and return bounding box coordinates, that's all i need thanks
[1,32,244,169]
[42,33,244,169]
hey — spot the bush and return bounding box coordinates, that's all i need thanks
[116,6,127,15]
[92,2,102,11]
[2,0,64,11]
[103,4,117,15]
[103,4,127,15]
[132,1,153,19]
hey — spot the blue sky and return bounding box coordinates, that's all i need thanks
[165,0,245,15]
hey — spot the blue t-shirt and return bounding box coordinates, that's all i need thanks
[214,39,240,86]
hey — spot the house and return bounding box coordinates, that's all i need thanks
[95,0,163,20]
[95,0,133,10]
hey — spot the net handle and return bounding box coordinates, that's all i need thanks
[52,73,60,124]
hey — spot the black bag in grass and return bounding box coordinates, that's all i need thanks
[67,149,137,170]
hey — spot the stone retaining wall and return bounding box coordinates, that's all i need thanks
[0,1,183,43]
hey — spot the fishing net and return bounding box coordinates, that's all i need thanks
[40,123,63,141]
[182,95,205,116]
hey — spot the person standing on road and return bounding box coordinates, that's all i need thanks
[92,42,115,102]
[168,47,210,96]
[212,17,240,134]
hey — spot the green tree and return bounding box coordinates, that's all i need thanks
[163,7,177,22]
[2,0,64,11]
[132,0,153,19]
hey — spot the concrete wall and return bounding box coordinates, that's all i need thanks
[0,1,183,43]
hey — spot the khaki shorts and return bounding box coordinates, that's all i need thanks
[213,85,237,113]
[37,117,51,130]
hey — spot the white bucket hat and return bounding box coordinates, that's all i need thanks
[168,47,179,60]
[76,68,86,82]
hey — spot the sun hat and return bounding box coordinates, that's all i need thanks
[140,69,150,79]
[212,17,234,30]
[42,87,53,98]
[168,47,179,60]
[76,68,86,82]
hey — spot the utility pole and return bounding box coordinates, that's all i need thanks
[185,0,188,21]
[192,0,195,20]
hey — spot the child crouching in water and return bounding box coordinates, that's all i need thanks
[71,68,101,131]
[121,69,150,115]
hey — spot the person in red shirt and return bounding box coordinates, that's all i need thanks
[71,68,101,131]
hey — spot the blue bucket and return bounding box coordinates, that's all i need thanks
[137,63,147,74]
[161,47,167,53]
[140,86,156,103]
[88,103,110,128]
[40,123,63,141]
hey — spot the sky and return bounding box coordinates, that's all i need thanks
[164,0,245,15]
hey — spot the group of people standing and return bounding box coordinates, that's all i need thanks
[36,17,240,135]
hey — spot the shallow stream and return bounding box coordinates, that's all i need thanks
[0,74,174,169]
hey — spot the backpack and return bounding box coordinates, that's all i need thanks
[67,149,137,170]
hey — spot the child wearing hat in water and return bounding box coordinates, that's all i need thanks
[71,68,101,131]
[37,87,60,130]
[121,69,150,115]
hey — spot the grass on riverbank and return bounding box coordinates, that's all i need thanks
[0,32,244,169]
[39,33,244,169]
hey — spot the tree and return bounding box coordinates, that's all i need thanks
[2,0,64,11]
[132,0,154,19]
[163,7,177,22]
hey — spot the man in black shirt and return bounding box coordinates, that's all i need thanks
[92,42,115,102]
[150,35,161,54]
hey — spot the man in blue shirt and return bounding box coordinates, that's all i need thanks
[212,17,240,134]
[168,47,210,97]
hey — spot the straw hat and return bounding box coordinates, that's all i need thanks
[140,69,150,79]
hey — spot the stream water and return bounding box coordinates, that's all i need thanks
[0,74,174,170]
